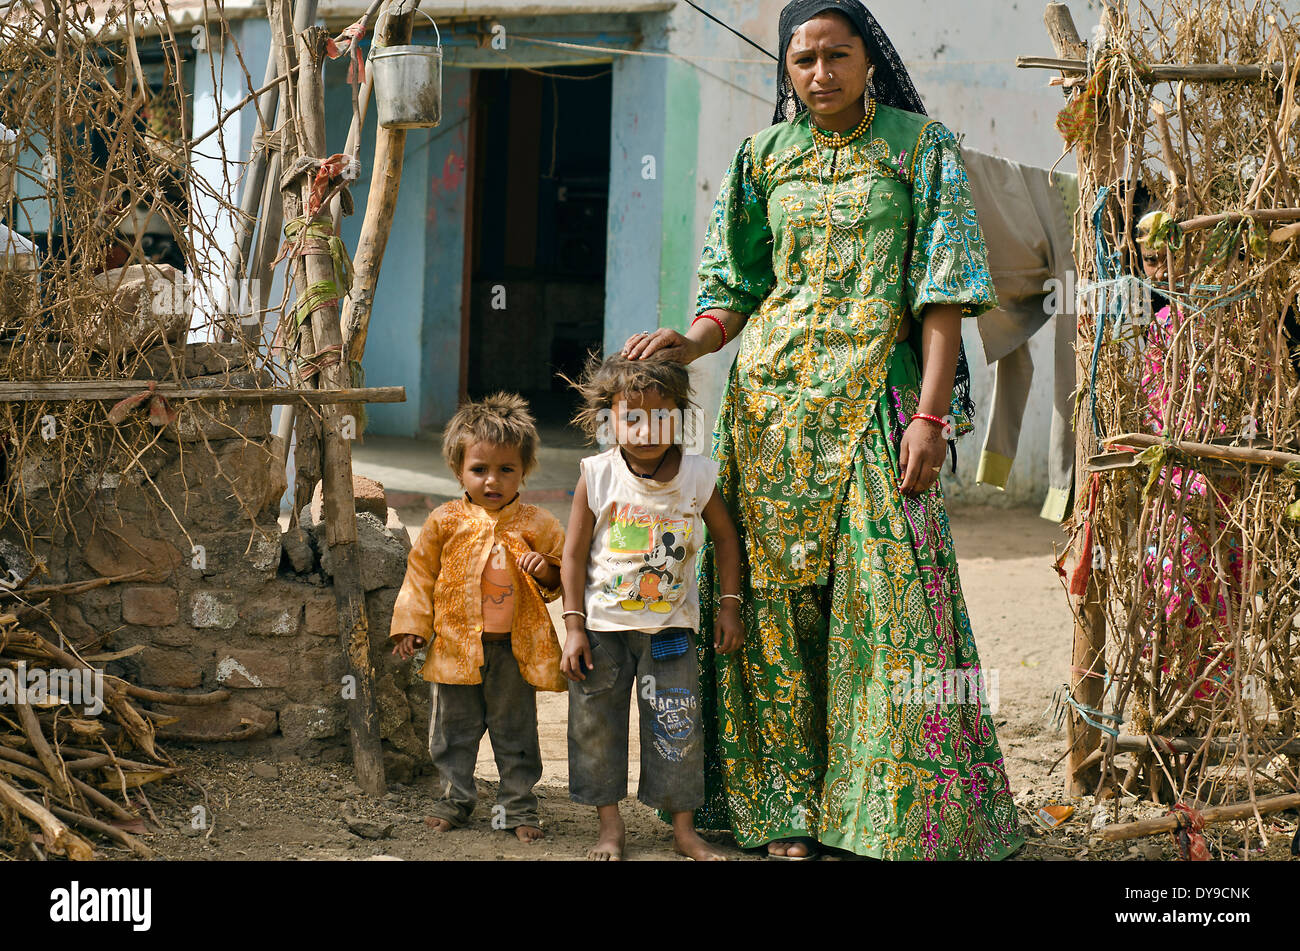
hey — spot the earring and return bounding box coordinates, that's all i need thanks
[865,63,877,100]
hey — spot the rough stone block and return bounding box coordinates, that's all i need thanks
[150,627,195,649]
[137,647,203,689]
[134,341,252,380]
[13,449,58,497]
[215,649,295,689]
[366,588,400,643]
[245,583,305,637]
[406,682,432,740]
[281,525,315,574]
[152,438,280,528]
[0,537,35,579]
[376,674,412,741]
[77,587,123,630]
[192,529,280,582]
[164,392,272,443]
[382,750,416,785]
[155,698,275,739]
[279,702,344,743]
[385,508,412,555]
[318,513,409,592]
[87,263,188,352]
[84,522,182,583]
[308,648,346,686]
[310,475,388,523]
[54,602,97,641]
[303,589,337,637]
[121,586,179,626]
[191,590,239,629]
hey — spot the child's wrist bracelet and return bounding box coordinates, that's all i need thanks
[561,610,586,620]
[692,313,728,352]
[911,413,947,427]
[719,594,742,604]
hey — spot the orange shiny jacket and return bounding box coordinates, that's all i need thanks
[389,497,566,691]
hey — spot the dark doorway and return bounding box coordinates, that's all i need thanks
[466,65,611,430]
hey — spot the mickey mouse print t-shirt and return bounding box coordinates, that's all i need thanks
[580,447,719,633]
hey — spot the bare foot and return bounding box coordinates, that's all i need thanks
[673,825,727,861]
[424,817,453,833]
[514,825,544,843]
[587,804,625,861]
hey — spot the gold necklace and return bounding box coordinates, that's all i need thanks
[808,96,877,150]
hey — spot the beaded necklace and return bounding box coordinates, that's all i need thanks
[807,96,877,151]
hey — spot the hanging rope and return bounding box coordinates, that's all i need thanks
[1087,187,1123,438]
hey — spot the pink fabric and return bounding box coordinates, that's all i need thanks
[1138,306,1242,700]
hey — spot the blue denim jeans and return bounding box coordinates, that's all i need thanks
[567,628,704,813]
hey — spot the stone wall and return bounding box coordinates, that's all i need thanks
[1,342,430,780]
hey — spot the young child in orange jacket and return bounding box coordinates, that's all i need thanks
[390,394,565,842]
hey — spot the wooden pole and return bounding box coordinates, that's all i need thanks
[219,0,320,344]
[1177,207,1300,232]
[1078,734,1300,772]
[340,3,416,387]
[266,1,385,797]
[1041,1,1112,797]
[1017,56,1285,82]
[266,0,323,523]
[1100,792,1300,843]
[1103,432,1300,470]
[296,25,385,797]
[258,0,322,478]
[0,383,405,403]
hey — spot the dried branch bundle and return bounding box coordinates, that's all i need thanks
[0,614,200,858]
[1062,1,1300,846]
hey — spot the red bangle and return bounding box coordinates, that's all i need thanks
[692,313,727,351]
[911,413,947,427]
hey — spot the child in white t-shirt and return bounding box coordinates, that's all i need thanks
[560,353,744,861]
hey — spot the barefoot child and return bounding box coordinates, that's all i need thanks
[390,394,565,843]
[560,355,744,861]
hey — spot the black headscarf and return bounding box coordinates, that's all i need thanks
[774,0,926,122]
[774,0,976,447]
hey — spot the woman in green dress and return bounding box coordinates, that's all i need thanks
[623,0,1023,860]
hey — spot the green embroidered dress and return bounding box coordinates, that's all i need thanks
[693,105,1023,859]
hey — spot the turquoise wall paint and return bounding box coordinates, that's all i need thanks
[657,60,700,334]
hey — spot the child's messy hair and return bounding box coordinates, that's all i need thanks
[442,393,540,478]
[564,352,695,443]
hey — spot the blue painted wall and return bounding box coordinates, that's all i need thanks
[418,70,473,434]
[323,13,668,435]
[324,60,470,437]
[602,14,668,354]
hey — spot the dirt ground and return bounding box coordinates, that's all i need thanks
[131,503,1296,862]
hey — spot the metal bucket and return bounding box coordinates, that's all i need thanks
[370,14,443,130]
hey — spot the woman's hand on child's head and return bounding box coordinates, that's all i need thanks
[517,550,549,578]
[392,634,425,660]
[714,602,745,655]
[560,629,593,682]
